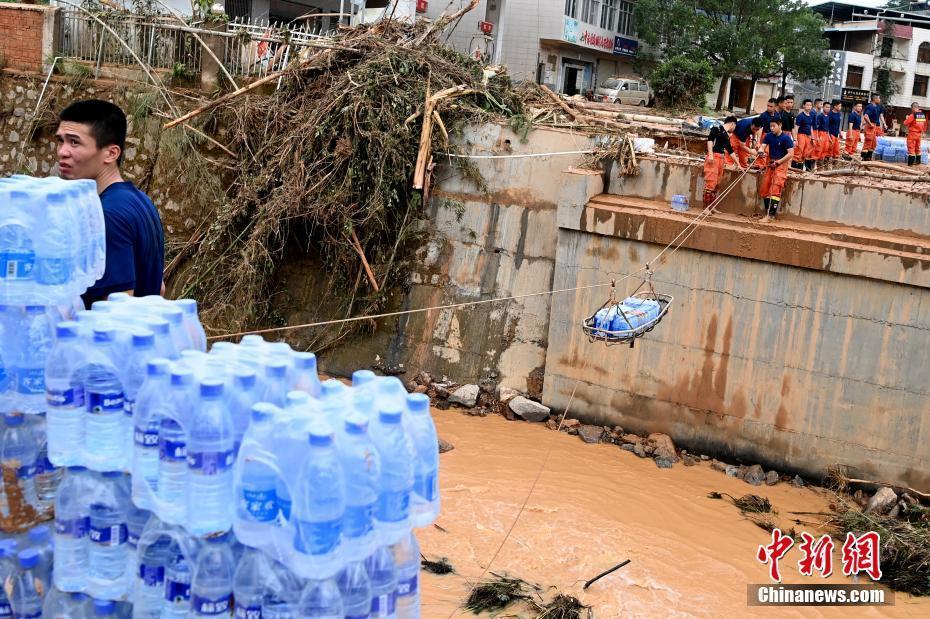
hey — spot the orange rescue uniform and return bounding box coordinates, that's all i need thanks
[904,110,927,155]
[845,129,861,156]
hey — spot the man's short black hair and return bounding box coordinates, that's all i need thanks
[768,98,778,104]
[751,116,766,127]
[59,99,127,166]
[723,115,738,125]
[775,96,784,104]
[814,98,823,104]
[803,99,813,105]
[783,94,794,101]
[770,117,783,126]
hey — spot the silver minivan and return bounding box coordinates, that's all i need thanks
[594,77,652,106]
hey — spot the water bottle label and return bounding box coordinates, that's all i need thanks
[344,502,374,538]
[135,427,160,447]
[55,515,88,538]
[16,367,44,395]
[165,579,191,603]
[187,449,235,475]
[235,605,261,619]
[160,438,187,461]
[47,387,81,408]
[36,257,73,285]
[4,252,34,280]
[293,517,342,555]
[128,529,140,547]
[17,612,40,619]
[0,601,10,618]
[124,399,135,416]
[278,497,292,520]
[377,489,410,523]
[346,615,369,619]
[371,592,396,617]
[89,522,128,546]
[241,487,277,523]
[87,391,124,414]
[192,594,232,615]
[396,573,419,597]
[139,563,165,586]
[16,463,36,479]
[416,471,439,502]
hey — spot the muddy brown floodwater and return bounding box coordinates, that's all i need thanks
[419,410,930,618]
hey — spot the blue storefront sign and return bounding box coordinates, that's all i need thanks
[613,36,638,57]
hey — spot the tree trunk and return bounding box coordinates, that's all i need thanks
[715,74,729,111]
[780,68,788,97]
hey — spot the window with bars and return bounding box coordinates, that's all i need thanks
[565,0,577,19]
[600,0,617,30]
[914,74,928,96]
[580,0,600,24]
[919,42,930,63]
[846,65,864,88]
[617,0,634,36]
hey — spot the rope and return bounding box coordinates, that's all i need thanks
[437,149,596,160]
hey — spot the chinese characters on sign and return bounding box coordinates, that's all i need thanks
[562,17,638,58]
[757,529,882,583]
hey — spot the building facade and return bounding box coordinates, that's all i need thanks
[425,0,641,95]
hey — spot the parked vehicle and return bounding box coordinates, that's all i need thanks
[594,76,652,106]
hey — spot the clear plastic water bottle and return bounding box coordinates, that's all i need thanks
[88,471,130,597]
[236,404,279,544]
[284,391,312,417]
[163,538,193,619]
[35,191,77,304]
[93,598,117,617]
[54,465,90,591]
[229,369,259,454]
[392,532,420,619]
[190,534,234,617]
[371,406,415,544]
[126,504,151,572]
[124,330,157,453]
[232,548,266,619]
[45,321,85,466]
[291,352,321,397]
[176,299,207,353]
[14,306,55,414]
[366,546,397,619]
[298,578,343,618]
[10,548,43,619]
[405,393,439,527]
[0,190,37,305]
[292,425,344,575]
[0,541,17,619]
[338,560,372,619]
[351,370,376,388]
[159,366,194,525]
[158,307,194,354]
[1,414,39,513]
[42,587,91,619]
[187,379,235,536]
[0,307,12,416]
[84,327,127,470]
[262,360,289,407]
[340,414,380,562]
[133,359,170,510]
[134,522,171,619]
[34,423,62,515]
[25,525,52,590]
[144,317,180,361]
[262,561,301,619]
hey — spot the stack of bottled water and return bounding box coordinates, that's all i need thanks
[42,292,436,615]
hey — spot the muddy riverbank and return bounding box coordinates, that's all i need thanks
[419,411,930,618]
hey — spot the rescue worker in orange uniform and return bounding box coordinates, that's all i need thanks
[903,101,927,166]
[814,101,831,163]
[793,99,815,171]
[730,116,764,168]
[862,94,886,161]
[845,102,863,158]
[760,117,795,223]
[703,116,744,207]
[828,100,843,163]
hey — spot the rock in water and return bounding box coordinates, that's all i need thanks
[864,487,898,515]
[577,425,603,444]
[647,433,677,461]
[744,464,766,486]
[654,456,675,469]
[508,396,551,422]
[496,386,521,404]
[790,475,805,488]
[633,443,647,458]
[765,471,779,486]
[710,460,728,473]
[449,384,480,408]
[724,465,740,477]
[438,438,454,453]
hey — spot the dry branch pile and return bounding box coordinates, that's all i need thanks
[172,19,527,343]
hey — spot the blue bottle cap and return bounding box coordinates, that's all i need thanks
[67,465,87,473]
[70,592,87,601]
[27,524,49,543]
[268,342,292,354]
[17,548,39,569]
[4,414,23,426]
[321,379,343,398]
[93,599,116,615]
[147,359,171,377]
[176,299,198,315]
[378,377,405,397]
[234,369,257,389]
[91,301,113,313]
[241,334,265,347]
[9,190,29,202]
[75,310,95,323]
[93,327,115,343]
[170,367,194,386]
[56,321,79,339]
[107,292,131,302]
[132,329,155,348]
[286,391,310,407]
[0,541,14,558]
[266,360,288,378]
[345,414,368,435]
[378,406,403,424]
[406,392,430,414]
[293,352,317,370]
[250,403,276,423]
[352,370,376,386]
[200,380,224,398]
[161,307,183,324]
[308,426,334,447]
[24,305,45,314]
[102,471,123,479]
[211,341,235,354]
[144,317,170,335]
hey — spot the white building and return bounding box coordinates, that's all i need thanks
[424,0,642,95]
[813,1,930,121]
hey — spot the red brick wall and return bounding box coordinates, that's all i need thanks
[0,5,50,72]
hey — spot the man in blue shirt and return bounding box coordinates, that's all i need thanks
[794,99,815,171]
[862,94,886,161]
[731,116,764,168]
[845,102,863,159]
[827,100,843,165]
[56,100,165,308]
[760,118,795,223]
[814,101,831,165]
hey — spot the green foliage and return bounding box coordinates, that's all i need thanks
[875,68,900,102]
[650,56,714,109]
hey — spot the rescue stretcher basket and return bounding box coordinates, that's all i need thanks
[581,278,673,348]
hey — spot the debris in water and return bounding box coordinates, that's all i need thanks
[583,559,631,589]
[707,491,772,514]
[421,555,454,575]
[533,593,592,619]
[463,574,534,614]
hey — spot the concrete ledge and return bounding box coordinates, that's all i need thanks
[574,194,930,290]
